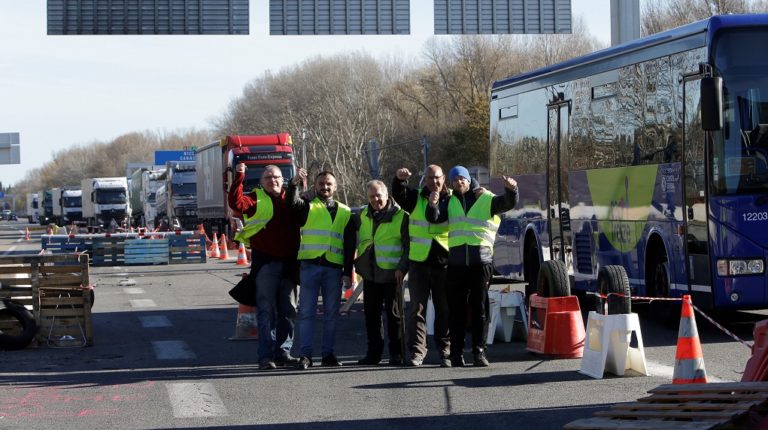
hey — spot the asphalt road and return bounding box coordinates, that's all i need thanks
[0,220,762,429]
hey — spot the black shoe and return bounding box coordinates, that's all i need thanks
[321,353,343,367]
[357,356,381,365]
[388,357,404,366]
[450,355,465,367]
[473,351,489,367]
[439,357,452,368]
[295,356,313,370]
[259,360,277,370]
[274,355,300,367]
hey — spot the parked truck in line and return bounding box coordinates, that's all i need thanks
[130,167,166,229]
[157,162,198,230]
[26,193,39,224]
[195,134,295,238]
[51,188,83,226]
[81,177,130,230]
[38,189,56,225]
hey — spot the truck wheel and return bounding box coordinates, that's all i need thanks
[537,259,569,297]
[595,265,631,314]
[0,300,37,350]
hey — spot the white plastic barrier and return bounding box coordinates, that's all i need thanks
[580,311,648,379]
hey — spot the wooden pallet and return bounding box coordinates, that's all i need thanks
[125,238,169,265]
[0,254,92,347]
[91,237,125,266]
[564,382,768,429]
[168,235,207,264]
[40,235,92,257]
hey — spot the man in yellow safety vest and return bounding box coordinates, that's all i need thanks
[427,166,518,367]
[288,168,355,370]
[353,180,409,366]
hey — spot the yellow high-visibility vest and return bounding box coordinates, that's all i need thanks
[357,206,405,270]
[408,195,449,262]
[234,188,272,246]
[297,197,351,265]
[447,192,500,249]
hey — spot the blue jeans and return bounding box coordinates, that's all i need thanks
[298,262,342,358]
[255,261,297,362]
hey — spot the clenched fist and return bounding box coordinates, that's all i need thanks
[396,168,411,181]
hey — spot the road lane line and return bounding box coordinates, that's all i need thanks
[645,359,728,382]
[123,287,146,294]
[167,382,228,418]
[152,340,196,360]
[2,245,17,255]
[130,299,157,308]
[140,315,172,328]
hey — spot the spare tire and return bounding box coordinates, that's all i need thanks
[537,259,570,297]
[596,265,631,314]
[0,299,37,350]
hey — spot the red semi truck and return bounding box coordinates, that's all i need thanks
[195,134,295,238]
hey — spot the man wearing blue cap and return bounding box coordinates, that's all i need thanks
[427,166,518,367]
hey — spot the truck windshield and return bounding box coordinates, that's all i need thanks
[63,196,82,207]
[172,183,196,196]
[95,189,127,204]
[243,166,293,191]
[712,28,768,195]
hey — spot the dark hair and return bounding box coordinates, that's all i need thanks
[316,171,336,180]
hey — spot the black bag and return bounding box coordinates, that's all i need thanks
[228,271,256,306]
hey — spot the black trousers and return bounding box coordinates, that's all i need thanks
[406,262,450,359]
[447,263,493,357]
[362,280,403,360]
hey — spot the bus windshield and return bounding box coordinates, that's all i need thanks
[713,28,768,195]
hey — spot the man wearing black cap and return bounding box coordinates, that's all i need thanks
[427,166,518,367]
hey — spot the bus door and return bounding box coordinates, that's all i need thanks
[546,93,573,270]
[682,73,712,303]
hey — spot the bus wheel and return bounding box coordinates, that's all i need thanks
[524,240,541,298]
[537,260,569,297]
[596,265,631,314]
[649,254,677,327]
[0,299,37,350]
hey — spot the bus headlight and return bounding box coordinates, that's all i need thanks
[717,258,765,276]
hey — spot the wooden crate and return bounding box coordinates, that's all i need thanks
[0,254,92,347]
[168,234,207,264]
[564,382,768,430]
[91,237,125,266]
[39,286,94,347]
[125,238,169,265]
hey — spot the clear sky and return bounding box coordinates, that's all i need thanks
[0,0,614,187]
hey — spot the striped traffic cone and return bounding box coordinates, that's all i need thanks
[235,242,249,266]
[209,233,220,259]
[672,295,707,384]
[219,234,230,260]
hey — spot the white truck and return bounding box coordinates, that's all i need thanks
[81,177,130,230]
[25,193,39,224]
[52,188,83,226]
[130,168,166,229]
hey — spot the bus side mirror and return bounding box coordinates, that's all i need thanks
[701,77,723,131]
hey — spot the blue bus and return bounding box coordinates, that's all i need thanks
[489,14,768,311]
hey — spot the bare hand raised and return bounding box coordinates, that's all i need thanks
[292,168,307,186]
[428,191,439,207]
[502,175,518,191]
[396,168,411,181]
[235,163,246,174]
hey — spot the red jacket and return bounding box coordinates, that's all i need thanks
[227,172,300,260]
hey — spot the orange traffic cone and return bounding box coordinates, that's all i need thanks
[209,233,220,259]
[236,242,249,266]
[24,227,30,241]
[673,295,707,384]
[219,234,230,260]
[228,304,259,341]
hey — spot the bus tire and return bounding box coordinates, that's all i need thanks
[524,239,541,298]
[596,265,631,314]
[0,299,37,350]
[537,259,569,297]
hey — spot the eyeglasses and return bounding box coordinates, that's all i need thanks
[426,175,443,180]
[264,175,283,180]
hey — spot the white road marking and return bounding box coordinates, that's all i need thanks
[123,287,145,294]
[152,340,196,360]
[2,245,17,255]
[167,382,228,418]
[645,359,728,382]
[139,315,172,328]
[130,299,157,308]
